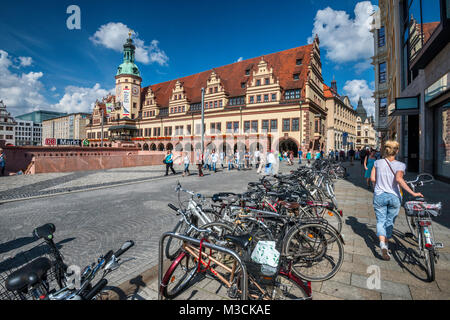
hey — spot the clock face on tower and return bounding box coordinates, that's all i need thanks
[132,86,139,96]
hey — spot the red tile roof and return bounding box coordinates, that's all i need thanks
[141,43,314,107]
[422,21,439,44]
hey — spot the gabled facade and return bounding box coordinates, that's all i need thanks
[86,35,327,154]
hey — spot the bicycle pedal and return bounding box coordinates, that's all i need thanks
[435,242,444,249]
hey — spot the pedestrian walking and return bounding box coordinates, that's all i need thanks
[254,149,261,169]
[235,150,241,171]
[182,152,190,177]
[364,149,377,189]
[211,149,218,172]
[370,140,423,261]
[244,150,250,169]
[289,151,294,166]
[355,149,360,160]
[298,148,303,165]
[306,149,312,166]
[349,148,355,165]
[220,150,225,169]
[164,150,177,176]
[196,149,204,176]
[0,148,6,176]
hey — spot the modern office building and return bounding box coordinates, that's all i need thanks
[42,113,90,145]
[14,119,42,146]
[15,110,67,124]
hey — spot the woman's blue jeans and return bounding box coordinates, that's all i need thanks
[373,192,401,239]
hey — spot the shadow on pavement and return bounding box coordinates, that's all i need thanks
[391,230,430,282]
[345,217,381,260]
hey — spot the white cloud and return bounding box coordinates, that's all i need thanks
[342,79,375,116]
[52,83,114,114]
[90,22,169,66]
[18,56,33,67]
[0,49,113,116]
[0,50,48,115]
[236,57,243,62]
[308,1,376,68]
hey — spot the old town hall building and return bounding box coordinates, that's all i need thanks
[86,34,328,155]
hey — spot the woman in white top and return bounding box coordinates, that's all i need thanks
[370,140,423,260]
[182,152,190,176]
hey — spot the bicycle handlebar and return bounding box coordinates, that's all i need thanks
[114,240,135,258]
[81,278,108,300]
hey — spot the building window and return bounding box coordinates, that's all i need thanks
[187,125,191,135]
[257,95,261,103]
[272,93,276,101]
[256,79,261,86]
[291,118,299,131]
[241,82,246,88]
[233,121,239,133]
[282,118,290,132]
[285,89,301,100]
[264,94,269,102]
[249,96,254,104]
[245,69,250,76]
[379,62,386,83]
[226,122,232,133]
[214,86,218,93]
[262,120,269,133]
[265,78,270,85]
[244,121,250,133]
[251,120,258,133]
[209,88,213,94]
[293,73,300,80]
[378,26,385,47]
[270,119,277,132]
[214,101,218,108]
[296,59,302,65]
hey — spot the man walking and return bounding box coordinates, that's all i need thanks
[164,150,176,176]
[298,148,303,165]
[0,148,6,176]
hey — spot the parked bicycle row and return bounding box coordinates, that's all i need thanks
[0,223,134,300]
[160,159,349,300]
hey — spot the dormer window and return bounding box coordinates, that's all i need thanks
[245,69,250,76]
[293,73,300,80]
[265,78,270,85]
[296,59,302,65]
[241,82,246,88]
[256,79,261,86]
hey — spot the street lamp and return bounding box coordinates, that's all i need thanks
[201,87,205,158]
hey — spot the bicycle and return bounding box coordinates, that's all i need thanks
[403,173,444,282]
[160,204,312,300]
[1,223,134,300]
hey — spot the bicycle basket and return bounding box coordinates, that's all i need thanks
[0,241,61,300]
[404,201,442,217]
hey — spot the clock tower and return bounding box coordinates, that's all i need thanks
[115,31,142,119]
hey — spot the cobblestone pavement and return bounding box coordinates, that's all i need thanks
[1,161,449,300]
[131,161,450,300]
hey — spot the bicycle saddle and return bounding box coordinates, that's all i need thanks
[6,257,52,292]
[224,234,252,249]
[211,192,236,202]
[223,195,240,204]
[279,201,300,210]
[33,223,56,240]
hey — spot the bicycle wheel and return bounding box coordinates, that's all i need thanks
[165,220,190,260]
[405,212,418,240]
[419,228,435,282]
[160,251,197,299]
[282,223,344,282]
[319,208,342,236]
[267,273,311,300]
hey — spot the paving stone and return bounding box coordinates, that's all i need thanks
[350,273,412,299]
[320,280,381,300]
[409,285,450,300]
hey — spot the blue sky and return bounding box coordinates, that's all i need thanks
[0,0,378,116]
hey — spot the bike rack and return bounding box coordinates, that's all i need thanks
[158,232,248,300]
